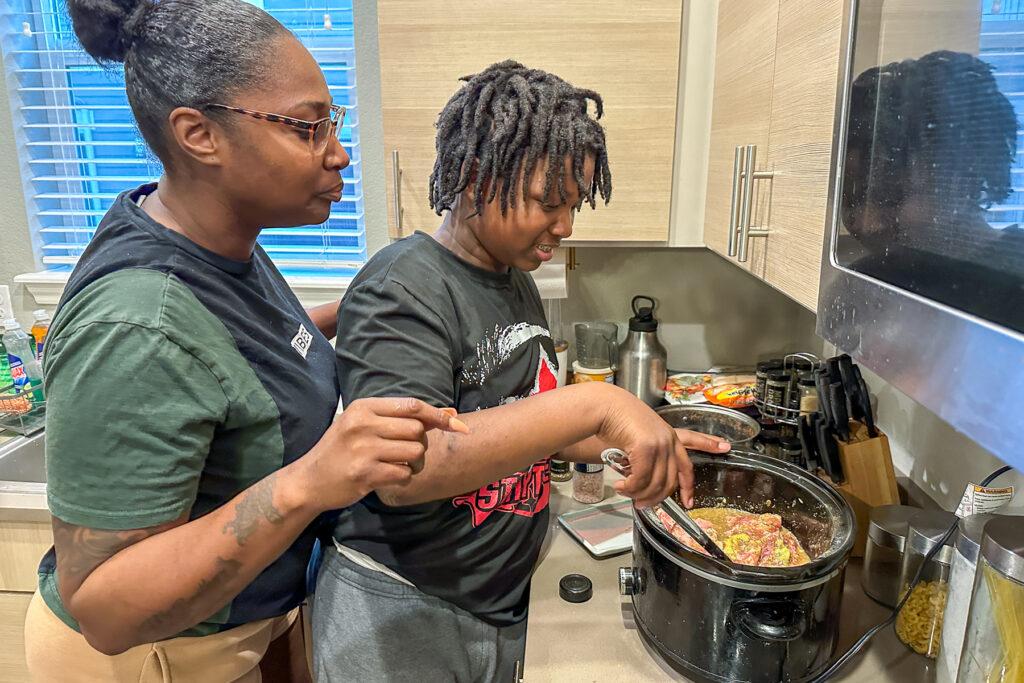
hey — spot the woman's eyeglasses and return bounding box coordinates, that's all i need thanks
[204,103,346,154]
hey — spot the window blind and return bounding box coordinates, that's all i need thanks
[983,0,1024,230]
[1,0,366,279]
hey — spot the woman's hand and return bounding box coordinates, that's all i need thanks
[288,397,468,512]
[596,388,730,508]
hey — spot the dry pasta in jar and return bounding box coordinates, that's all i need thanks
[895,580,949,658]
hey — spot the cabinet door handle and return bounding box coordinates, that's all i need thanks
[727,145,744,257]
[391,149,404,234]
[737,145,773,263]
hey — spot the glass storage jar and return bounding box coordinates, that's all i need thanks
[862,505,919,607]
[895,510,956,658]
[937,514,1000,683]
[957,517,1024,683]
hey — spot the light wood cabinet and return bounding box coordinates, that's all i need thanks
[703,0,779,267]
[377,0,682,242]
[702,0,845,311]
[0,520,51,593]
[760,0,845,311]
[0,591,32,683]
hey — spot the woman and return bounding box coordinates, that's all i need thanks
[23,1,463,681]
[314,61,731,682]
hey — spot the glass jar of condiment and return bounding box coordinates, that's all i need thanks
[937,514,1000,683]
[895,510,956,658]
[550,457,572,482]
[862,505,918,607]
[779,437,803,466]
[958,517,1024,683]
[572,463,605,504]
[797,371,819,417]
[755,359,784,403]
[764,369,791,414]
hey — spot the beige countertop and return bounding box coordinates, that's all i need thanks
[524,476,934,682]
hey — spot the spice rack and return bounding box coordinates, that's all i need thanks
[0,383,45,435]
[753,353,819,425]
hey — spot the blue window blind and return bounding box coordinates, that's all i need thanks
[982,0,1024,229]
[1,0,365,279]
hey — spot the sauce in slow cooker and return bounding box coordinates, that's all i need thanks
[655,506,811,567]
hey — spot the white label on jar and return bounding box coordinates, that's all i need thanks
[955,484,1015,518]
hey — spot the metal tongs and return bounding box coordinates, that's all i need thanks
[601,448,733,564]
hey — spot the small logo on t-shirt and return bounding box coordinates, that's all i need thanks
[291,323,314,359]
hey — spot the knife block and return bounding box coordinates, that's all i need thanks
[819,421,900,557]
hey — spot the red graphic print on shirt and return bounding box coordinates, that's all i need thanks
[452,350,558,527]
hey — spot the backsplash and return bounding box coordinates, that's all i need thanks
[561,247,821,371]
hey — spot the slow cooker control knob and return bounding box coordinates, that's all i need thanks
[619,567,638,596]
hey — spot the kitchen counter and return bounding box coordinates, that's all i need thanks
[524,477,935,682]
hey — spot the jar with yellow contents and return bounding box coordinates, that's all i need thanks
[895,511,956,658]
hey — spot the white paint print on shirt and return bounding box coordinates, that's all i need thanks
[460,322,552,388]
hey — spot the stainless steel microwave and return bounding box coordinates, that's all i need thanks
[818,0,1024,466]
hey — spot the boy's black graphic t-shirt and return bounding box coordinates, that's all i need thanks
[333,232,557,626]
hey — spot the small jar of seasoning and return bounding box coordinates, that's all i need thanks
[572,463,605,504]
[755,359,784,403]
[550,458,572,482]
[779,437,803,467]
[862,505,918,607]
[764,369,792,415]
[895,510,957,659]
[797,371,819,417]
[759,429,780,459]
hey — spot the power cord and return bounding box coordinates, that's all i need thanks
[803,465,1014,682]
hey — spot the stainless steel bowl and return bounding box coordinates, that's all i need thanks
[655,404,761,446]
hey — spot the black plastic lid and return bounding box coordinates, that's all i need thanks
[767,369,792,382]
[757,359,785,373]
[628,295,658,332]
[559,574,593,603]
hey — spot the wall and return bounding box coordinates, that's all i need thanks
[561,247,821,371]
[858,363,1024,513]
[0,60,37,330]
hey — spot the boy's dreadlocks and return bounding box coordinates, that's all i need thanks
[429,60,613,217]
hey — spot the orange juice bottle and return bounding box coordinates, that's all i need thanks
[30,310,50,362]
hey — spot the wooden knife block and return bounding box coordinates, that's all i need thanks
[819,421,900,557]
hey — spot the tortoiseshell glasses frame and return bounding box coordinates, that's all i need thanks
[204,103,346,154]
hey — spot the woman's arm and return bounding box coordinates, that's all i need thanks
[376,383,714,509]
[55,398,461,656]
[306,300,341,339]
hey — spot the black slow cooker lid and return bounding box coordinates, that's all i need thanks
[637,451,856,584]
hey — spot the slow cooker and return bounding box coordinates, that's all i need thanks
[618,452,855,682]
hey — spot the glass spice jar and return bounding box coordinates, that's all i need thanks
[572,463,605,504]
[895,510,956,659]
[550,457,572,482]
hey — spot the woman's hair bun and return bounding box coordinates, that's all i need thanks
[66,0,151,64]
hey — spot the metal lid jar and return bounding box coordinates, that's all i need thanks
[862,504,919,607]
[937,513,1001,683]
[895,510,957,658]
[958,517,1024,682]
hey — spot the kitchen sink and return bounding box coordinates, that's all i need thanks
[0,432,47,515]
[0,432,45,483]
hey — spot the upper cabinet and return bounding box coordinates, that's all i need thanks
[703,0,780,268]
[376,0,682,242]
[703,0,845,311]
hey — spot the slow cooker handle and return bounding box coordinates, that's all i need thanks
[731,598,807,643]
[601,448,631,476]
